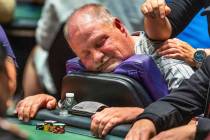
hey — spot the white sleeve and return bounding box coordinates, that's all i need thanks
[35,0,61,50]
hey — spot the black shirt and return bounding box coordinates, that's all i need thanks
[137,56,210,139]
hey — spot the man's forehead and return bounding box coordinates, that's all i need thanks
[72,12,96,27]
[73,22,95,40]
[72,18,106,39]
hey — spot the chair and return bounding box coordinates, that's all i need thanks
[48,24,76,99]
[61,72,153,108]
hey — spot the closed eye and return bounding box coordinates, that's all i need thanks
[95,36,108,48]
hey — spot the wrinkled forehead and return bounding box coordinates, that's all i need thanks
[70,17,111,45]
[70,22,96,45]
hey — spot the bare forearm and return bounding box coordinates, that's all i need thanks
[5,57,17,96]
[144,17,172,40]
[23,47,44,97]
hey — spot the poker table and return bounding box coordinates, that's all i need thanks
[7,109,131,140]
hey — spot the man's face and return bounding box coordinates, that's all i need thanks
[69,20,134,72]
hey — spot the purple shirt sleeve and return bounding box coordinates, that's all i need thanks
[0,25,17,65]
[66,57,85,74]
[114,54,169,101]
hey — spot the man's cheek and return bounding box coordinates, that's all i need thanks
[84,62,95,71]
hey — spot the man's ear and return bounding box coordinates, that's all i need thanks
[113,18,127,34]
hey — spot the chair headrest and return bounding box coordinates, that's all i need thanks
[61,72,152,107]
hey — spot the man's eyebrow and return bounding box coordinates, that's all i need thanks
[90,34,107,43]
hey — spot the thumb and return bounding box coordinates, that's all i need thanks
[46,97,57,109]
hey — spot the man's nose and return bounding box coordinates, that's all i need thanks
[92,50,104,63]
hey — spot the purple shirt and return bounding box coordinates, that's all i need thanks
[66,54,169,101]
[0,25,17,65]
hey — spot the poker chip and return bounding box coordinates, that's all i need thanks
[43,120,57,132]
[51,123,65,134]
[36,123,44,130]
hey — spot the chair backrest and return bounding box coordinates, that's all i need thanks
[61,72,153,108]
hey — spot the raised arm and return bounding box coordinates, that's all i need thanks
[141,0,203,40]
[141,0,172,40]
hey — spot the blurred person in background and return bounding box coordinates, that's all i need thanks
[0,46,27,140]
[0,25,17,96]
[0,0,16,23]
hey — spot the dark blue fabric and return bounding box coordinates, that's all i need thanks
[66,55,169,101]
[0,25,17,65]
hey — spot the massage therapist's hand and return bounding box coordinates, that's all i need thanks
[16,94,57,122]
[156,38,196,67]
[141,0,171,19]
[151,123,196,140]
[125,119,156,140]
[90,107,144,138]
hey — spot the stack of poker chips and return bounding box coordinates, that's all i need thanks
[36,120,66,134]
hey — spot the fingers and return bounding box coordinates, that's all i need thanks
[94,117,121,138]
[29,103,40,118]
[157,38,184,53]
[150,0,161,18]
[16,99,40,122]
[91,110,110,137]
[156,38,191,60]
[141,0,171,18]
[159,48,182,56]
[158,0,166,18]
[101,117,120,137]
[157,39,177,50]
[22,102,32,122]
[91,113,102,137]
[98,115,113,137]
[90,108,121,138]
[16,94,56,122]
[141,2,154,17]
[16,100,24,120]
[91,107,143,138]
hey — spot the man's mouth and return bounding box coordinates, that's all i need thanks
[97,58,110,72]
[97,58,121,72]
